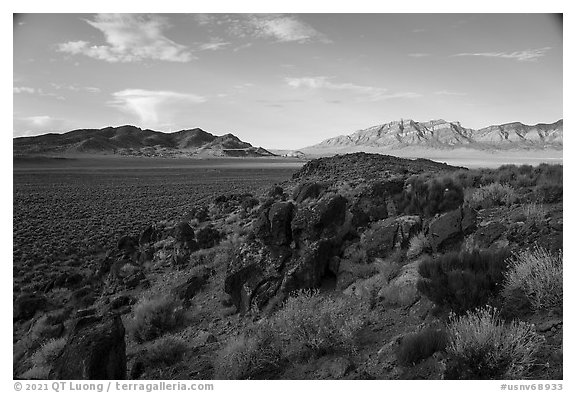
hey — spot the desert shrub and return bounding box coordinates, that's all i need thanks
[270,290,366,359]
[398,175,464,217]
[406,231,429,259]
[213,327,282,380]
[140,335,188,367]
[417,249,511,314]
[502,247,562,313]
[466,183,517,209]
[534,183,562,204]
[21,337,67,379]
[445,306,544,379]
[396,327,447,366]
[129,295,186,343]
[215,291,366,378]
[522,203,547,224]
[534,163,563,185]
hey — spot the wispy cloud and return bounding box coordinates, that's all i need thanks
[198,42,231,51]
[408,53,431,58]
[286,76,421,101]
[452,47,552,62]
[13,86,36,94]
[50,83,101,93]
[196,14,329,44]
[58,14,194,63]
[13,86,65,100]
[109,89,206,126]
[434,90,467,96]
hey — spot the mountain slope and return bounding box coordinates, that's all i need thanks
[303,119,563,153]
[13,125,276,157]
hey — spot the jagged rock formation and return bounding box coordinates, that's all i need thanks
[13,125,276,157]
[303,119,563,152]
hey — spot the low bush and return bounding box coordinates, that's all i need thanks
[213,329,282,380]
[445,306,544,379]
[417,249,511,314]
[140,335,188,367]
[398,175,464,217]
[396,327,447,366]
[214,291,366,378]
[522,203,547,224]
[502,247,562,313]
[406,231,429,260]
[129,295,187,343]
[271,290,366,359]
[534,183,562,204]
[466,183,517,209]
[21,337,67,379]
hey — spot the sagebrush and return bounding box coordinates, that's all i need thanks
[445,306,544,379]
[502,247,562,313]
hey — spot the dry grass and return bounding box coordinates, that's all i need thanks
[214,290,367,379]
[446,306,544,379]
[502,247,562,312]
[128,295,187,343]
[406,231,429,260]
[466,183,518,209]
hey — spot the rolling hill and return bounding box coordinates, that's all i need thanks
[13,125,276,158]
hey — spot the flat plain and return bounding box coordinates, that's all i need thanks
[13,156,302,294]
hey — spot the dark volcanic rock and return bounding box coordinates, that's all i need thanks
[52,314,127,379]
[173,222,196,246]
[292,153,464,183]
[196,226,221,249]
[293,182,325,203]
[139,225,159,246]
[14,293,48,322]
[427,207,477,251]
[171,266,214,304]
[224,242,291,313]
[291,194,348,245]
[361,215,422,258]
[474,222,507,248]
[254,201,294,246]
[117,235,138,255]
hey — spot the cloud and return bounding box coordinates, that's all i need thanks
[408,53,431,58]
[50,83,101,93]
[58,14,193,63]
[109,89,205,126]
[434,90,467,96]
[13,115,67,136]
[13,86,65,100]
[198,42,231,51]
[452,47,552,62]
[286,76,421,101]
[197,14,329,44]
[13,86,35,94]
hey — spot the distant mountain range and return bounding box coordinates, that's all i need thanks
[302,119,563,153]
[13,125,276,158]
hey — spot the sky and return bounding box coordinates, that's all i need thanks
[13,13,563,149]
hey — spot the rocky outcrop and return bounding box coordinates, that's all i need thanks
[171,266,214,305]
[52,314,127,379]
[361,216,422,259]
[427,207,477,251]
[225,193,351,314]
[378,261,421,307]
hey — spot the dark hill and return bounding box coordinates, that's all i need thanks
[13,125,276,158]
